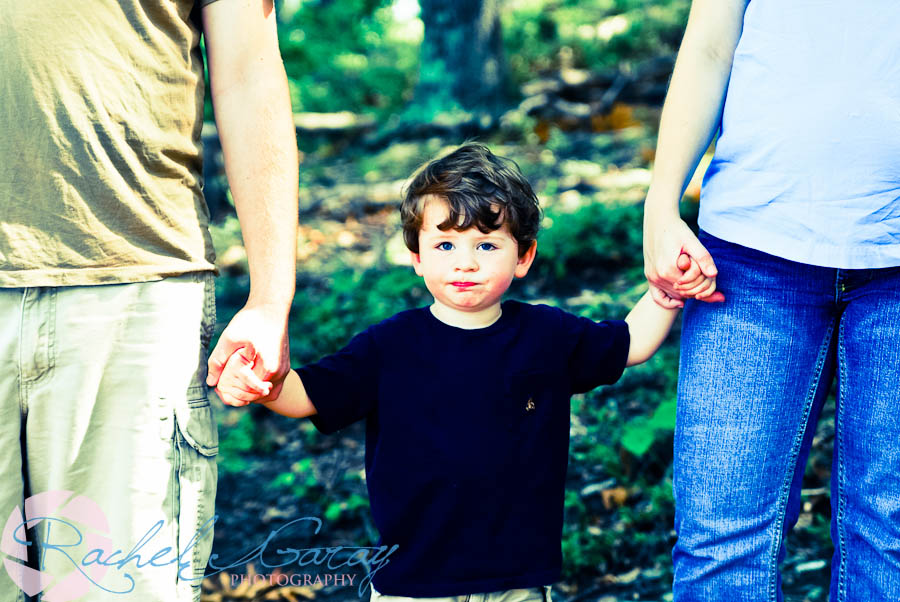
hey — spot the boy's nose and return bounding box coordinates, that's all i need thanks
[453,251,478,271]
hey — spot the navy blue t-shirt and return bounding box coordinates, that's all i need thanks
[298,300,630,596]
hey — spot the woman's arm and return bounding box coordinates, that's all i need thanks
[643,0,748,308]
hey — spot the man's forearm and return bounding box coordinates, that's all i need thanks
[213,66,298,311]
[202,1,297,391]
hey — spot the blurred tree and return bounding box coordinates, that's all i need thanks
[412,0,509,119]
[275,0,302,24]
[275,0,414,118]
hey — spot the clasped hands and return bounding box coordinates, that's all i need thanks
[644,214,725,309]
[206,302,289,407]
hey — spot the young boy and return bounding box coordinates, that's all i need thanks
[217,143,715,600]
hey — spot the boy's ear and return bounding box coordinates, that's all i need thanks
[410,251,423,276]
[514,240,537,278]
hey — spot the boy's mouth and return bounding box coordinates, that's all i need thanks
[451,281,477,289]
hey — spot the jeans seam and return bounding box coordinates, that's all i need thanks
[835,316,848,602]
[766,317,835,601]
[172,417,183,585]
[46,288,56,381]
[16,289,26,415]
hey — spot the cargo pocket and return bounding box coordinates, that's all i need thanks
[173,384,218,594]
[176,385,219,456]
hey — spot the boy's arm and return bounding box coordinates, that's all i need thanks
[260,369,318,418]
[623,290,680,367]
[216,345,318,418]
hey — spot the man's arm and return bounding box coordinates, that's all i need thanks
[201,0,299,404]
[623,290,680,367]
[643,0,747,308]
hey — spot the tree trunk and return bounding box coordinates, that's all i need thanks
[414,0,508,117]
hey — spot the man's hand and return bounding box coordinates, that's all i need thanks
[643,212,724,308]
[207,303,290,404]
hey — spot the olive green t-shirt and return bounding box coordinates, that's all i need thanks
[0,0,221,287]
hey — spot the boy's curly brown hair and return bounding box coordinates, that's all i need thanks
[401,143,542,257]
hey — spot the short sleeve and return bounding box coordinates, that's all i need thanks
[297,327,380,435]
[565,315,630,394]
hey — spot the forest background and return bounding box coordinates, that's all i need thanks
[202,2,835,601]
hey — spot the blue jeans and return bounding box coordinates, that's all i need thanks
[674,231,900,601]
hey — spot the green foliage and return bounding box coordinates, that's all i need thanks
[531,201,645,289]
[570,347,679,482]
[217,413,257,474]
[289,266,427,363]
[277,0,420,117]
[269,458,321,498]
[620,398,676,458]
[324,493,370,522]
[503,0,690,84]
[264,456,371,524]
[562,306,682,578]
[263,0,690,122]
[562,476,676,578]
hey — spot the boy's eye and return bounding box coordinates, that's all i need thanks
[436,242,454,251]
[477,242,497,251]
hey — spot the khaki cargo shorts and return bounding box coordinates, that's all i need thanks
[0,273,218,601]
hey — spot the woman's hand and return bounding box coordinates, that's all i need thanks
[644,211,724,308]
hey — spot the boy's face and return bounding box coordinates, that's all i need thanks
[411,196,536,321]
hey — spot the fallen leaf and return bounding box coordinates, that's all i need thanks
[601,487,629,509]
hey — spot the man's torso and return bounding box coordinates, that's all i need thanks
[0,0,219,287]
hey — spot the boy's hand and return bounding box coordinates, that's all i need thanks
[215,342,273,407]
[674,253,720,301]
